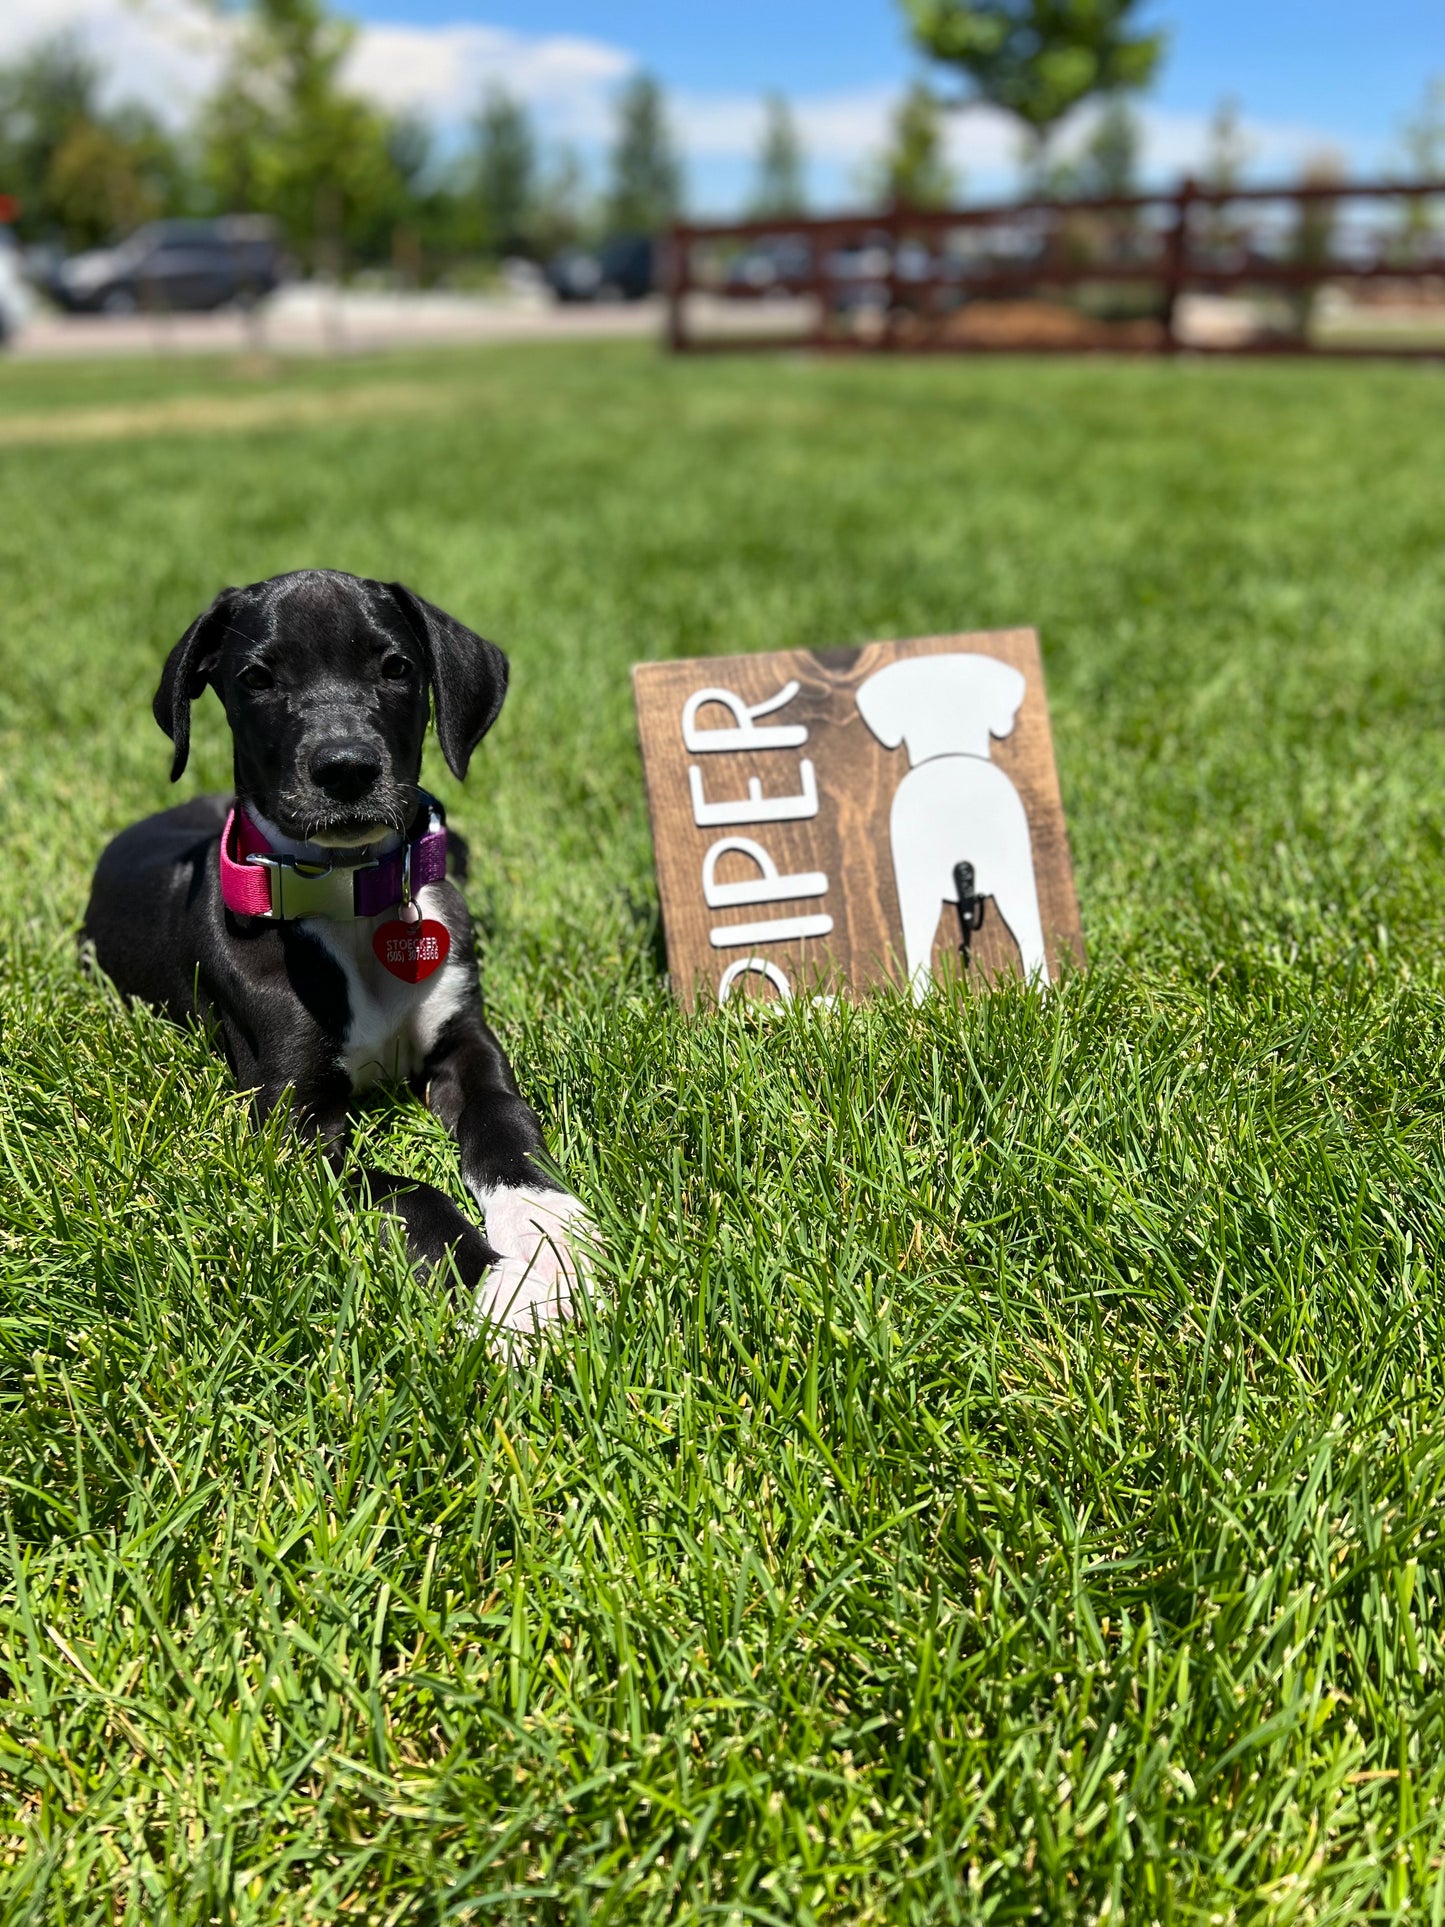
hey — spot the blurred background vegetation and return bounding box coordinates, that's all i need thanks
[0,0,689,279]
[0,0,1440,304]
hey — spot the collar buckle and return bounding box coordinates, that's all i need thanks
[244,849,378,920]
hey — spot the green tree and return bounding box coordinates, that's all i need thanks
[471,85,536,255]
[386,112,434,204]
[1400,74,1445,176]
[1038,93,1139,199]
[1197,97,1253,257]
[46,120,158,243]
[749,93,806,216]
[1075,94,1139,197]
[1290,149,1345,331]
[0,33,97,234]
[530,144,591,256]
[1201,96,1251,195]
[1397,76,1445,253]
[606,73,682,235]
[200,0,407,269]
[866,81,956,209]
[382,112,442,280]
[901,0,1164,171]
[0,34,186,247]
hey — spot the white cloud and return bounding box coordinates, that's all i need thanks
[1126,103,1364,180]
[0,0,230,125]
[343,23,631,134]
[0,0,633,138]
[677,85,1366,198]
[0,0,1374,204]
[677,86,1018,174]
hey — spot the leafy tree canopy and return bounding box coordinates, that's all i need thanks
[1201,96,1251,194]
[530,144,590,256]
[1076,94,1139,196]
[1399,75,1445,179]
[0,34,186,246]
[200,0,406,267]
[1395,75,1445,248]
[867,81,957,209]
[606,73,682,235]
[902,0,1163,147]
[749,94,806,217]
[1042,93,1140,198]
[471,85,536,254]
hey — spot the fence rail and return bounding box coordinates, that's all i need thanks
[665,178,1445,357]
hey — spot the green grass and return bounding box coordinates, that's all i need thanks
[2,340,1445,1924]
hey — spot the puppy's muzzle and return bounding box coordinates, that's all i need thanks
[310,738,384,804]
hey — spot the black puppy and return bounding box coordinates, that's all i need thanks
[83,568,593,1336]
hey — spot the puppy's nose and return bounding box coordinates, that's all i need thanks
[310,739,383,803]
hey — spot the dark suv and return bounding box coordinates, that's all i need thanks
[51,217,282,314]
[547,235,655,302]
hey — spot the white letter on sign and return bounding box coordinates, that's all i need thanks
[710,911,833,949]
[717,957,793,1003]
[689,759,819,827]
[682,681,807,754]
[702,837,827,909]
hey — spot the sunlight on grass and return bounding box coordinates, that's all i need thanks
[2,341,1445,1921]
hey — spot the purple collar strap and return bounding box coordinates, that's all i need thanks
[220,805,448,921]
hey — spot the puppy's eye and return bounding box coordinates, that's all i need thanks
[381,654,412,682]
[240,664,274,691]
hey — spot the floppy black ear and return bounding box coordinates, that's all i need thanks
[153,589,236,782]
[386,583,509,780]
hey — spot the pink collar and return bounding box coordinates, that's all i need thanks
[219,805,448,921]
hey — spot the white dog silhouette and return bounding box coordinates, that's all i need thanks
[856,653,1048,997]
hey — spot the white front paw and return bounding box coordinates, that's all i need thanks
[471,1186,596,1339]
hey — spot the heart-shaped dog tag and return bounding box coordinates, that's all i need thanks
[373,917,451,983]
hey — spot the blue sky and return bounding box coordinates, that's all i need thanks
[9,0,1443,210]
[342,0,1445,206]
[359,0,1434,127]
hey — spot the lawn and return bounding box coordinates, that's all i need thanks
[2,338,1445,1924]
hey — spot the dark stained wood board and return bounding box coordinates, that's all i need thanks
[633,630,1085,1009]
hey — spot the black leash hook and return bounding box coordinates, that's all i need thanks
[952,860,986,966]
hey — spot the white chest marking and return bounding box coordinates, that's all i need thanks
[301,882,471,1090]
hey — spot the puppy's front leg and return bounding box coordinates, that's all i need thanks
[422,1015,596,1337]
[251,1070,498,1292]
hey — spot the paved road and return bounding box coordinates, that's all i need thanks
[11,286,1436,362]
[7,288,669,359]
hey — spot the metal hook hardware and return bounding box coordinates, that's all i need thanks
[399,836,420,924]
[953,861,986,966]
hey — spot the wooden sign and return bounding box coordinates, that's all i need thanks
[633,630,1084,1009]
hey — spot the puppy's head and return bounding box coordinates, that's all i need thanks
[154,570,508,845]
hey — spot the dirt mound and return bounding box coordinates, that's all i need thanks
[889,300,1167,350]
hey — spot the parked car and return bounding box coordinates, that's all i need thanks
[824,237,894,313]
[49,217,282,315]
[725,236,813,294]
[547,235,654,302]
[0,200,30,345]
[814,235,945,313]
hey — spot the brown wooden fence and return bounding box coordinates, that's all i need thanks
[665,178,1445,357]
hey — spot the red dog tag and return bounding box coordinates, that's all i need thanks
[373,917,451,982]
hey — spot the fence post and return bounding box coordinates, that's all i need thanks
[665,223,688,352]
[809,223,833,351]
[884,199,904,349]
[1163,175,1196,352]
